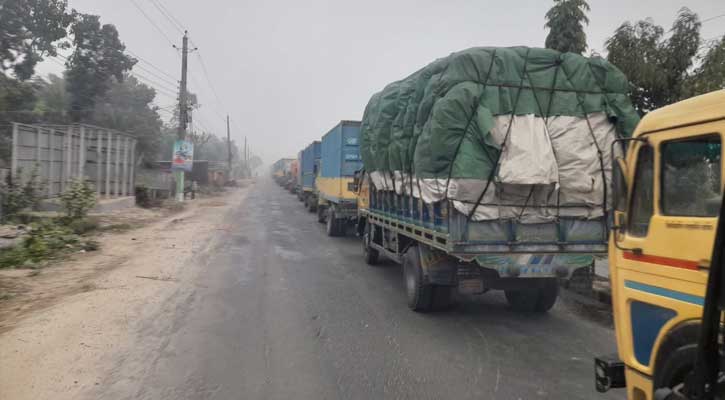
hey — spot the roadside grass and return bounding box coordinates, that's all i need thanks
[0,220,101,270]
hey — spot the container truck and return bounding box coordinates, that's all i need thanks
[316,121,363,236]
[300,141,321,211]
[287,159,299,193]
[295,150,303,200]
[271,158,295,186]
[354,46,640,312]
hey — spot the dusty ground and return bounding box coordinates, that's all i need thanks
[0,184,251,400]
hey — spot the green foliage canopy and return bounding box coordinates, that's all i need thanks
[544,0,590,54]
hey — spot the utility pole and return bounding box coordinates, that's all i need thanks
[226,115,232,177]
[174,31,190,202]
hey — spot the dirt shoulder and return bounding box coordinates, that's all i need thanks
[0,184,251,400]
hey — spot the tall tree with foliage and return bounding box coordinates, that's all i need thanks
[605,8,702,114]
[544,0,590,54]
[684,37,725,97]
[65,13,136,122]
[91,75,163,161]
[0,0,73,80]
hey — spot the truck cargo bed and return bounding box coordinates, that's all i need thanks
[363,188,607,257]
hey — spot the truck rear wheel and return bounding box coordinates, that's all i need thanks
[317,205,327,224]
[362,223,379,265]
[403,246,432,312]
[326,209,341,237]
[504,279,558,312]
[306,196,317,212]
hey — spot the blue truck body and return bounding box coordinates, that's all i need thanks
[320,121,362,181]
[301,141,321,191]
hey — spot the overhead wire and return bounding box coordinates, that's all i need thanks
[148,0,186,34]
[129,0,176,47]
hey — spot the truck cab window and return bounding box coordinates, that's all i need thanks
[662,135,722,217]
[628,145,654,237]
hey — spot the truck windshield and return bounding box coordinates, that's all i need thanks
[662,135,722,217]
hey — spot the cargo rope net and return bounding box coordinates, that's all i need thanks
[360,46,640,224]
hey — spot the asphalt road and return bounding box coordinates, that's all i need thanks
[96,179,624,400]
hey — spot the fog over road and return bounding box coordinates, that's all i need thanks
[96,179,622,400]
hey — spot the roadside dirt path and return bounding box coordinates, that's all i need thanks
[0,184,251,400]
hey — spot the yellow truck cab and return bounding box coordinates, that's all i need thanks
[596,90,724,399]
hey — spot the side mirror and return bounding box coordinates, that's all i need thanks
[612,157,628,213]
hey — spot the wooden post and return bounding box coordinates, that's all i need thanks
[115,134,121,196]
[122,137,129,196]
[106,131,112,197]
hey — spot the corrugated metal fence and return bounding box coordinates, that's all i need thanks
[11,123,137,198]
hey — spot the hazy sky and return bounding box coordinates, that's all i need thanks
[36,0,723,165]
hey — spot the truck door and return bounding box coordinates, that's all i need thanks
[613,126,722,378]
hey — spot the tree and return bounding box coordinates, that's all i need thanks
[683,37,725,97]
[65,13,136,122]
[605,8,702,114]
[34,74,70,123]
[90,75,163,161]
[544,0,590,54]
[0,0,73,80]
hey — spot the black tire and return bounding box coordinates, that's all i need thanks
[362,223,379,265]
[317,206,327,224]
[306,197,317,213]
[431,286,455,311]
[403,246,432,312]
[505,279,558,313]
[653,344,697,392]
[326,209,340,237]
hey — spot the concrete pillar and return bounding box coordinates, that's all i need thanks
[96,130,102,196]
[115,134,121,196]
[48,129,55,197]
[78,125,86,178]
[122,137,129,196]
[129,140,136,195]
[10,123,18,179]
[64,128,72,190]
[106,131,112,197]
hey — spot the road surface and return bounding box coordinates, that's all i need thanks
[95,179,622,400]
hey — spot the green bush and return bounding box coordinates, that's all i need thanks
[60,179,96,219]
[67,218,100,235]
[1,167,42,221]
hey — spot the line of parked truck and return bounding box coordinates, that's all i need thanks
[271,46,725,400]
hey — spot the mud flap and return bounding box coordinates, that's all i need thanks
[418,245,458,285]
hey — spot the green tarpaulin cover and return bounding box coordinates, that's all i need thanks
[360,46,640,182]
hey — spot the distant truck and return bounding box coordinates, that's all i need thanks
[316,121,363,236]
[286,159,299,193]
[271,158,295,186]
[299,141,321,211]
[295,150,303,198]
[354,47,640,312]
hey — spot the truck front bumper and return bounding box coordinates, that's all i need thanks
[595,354,626,392]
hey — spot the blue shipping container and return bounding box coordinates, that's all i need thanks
[301,141,321,190]
[320,121,362,179]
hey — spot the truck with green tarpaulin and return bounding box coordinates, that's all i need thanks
[354,46,640,312]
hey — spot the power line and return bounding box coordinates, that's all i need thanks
[148,0,186,34]
[702,13,725,24]
[126,49,178,80]
[130,71,179,94]
[129,0,176,47]
[133,63,178,87]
